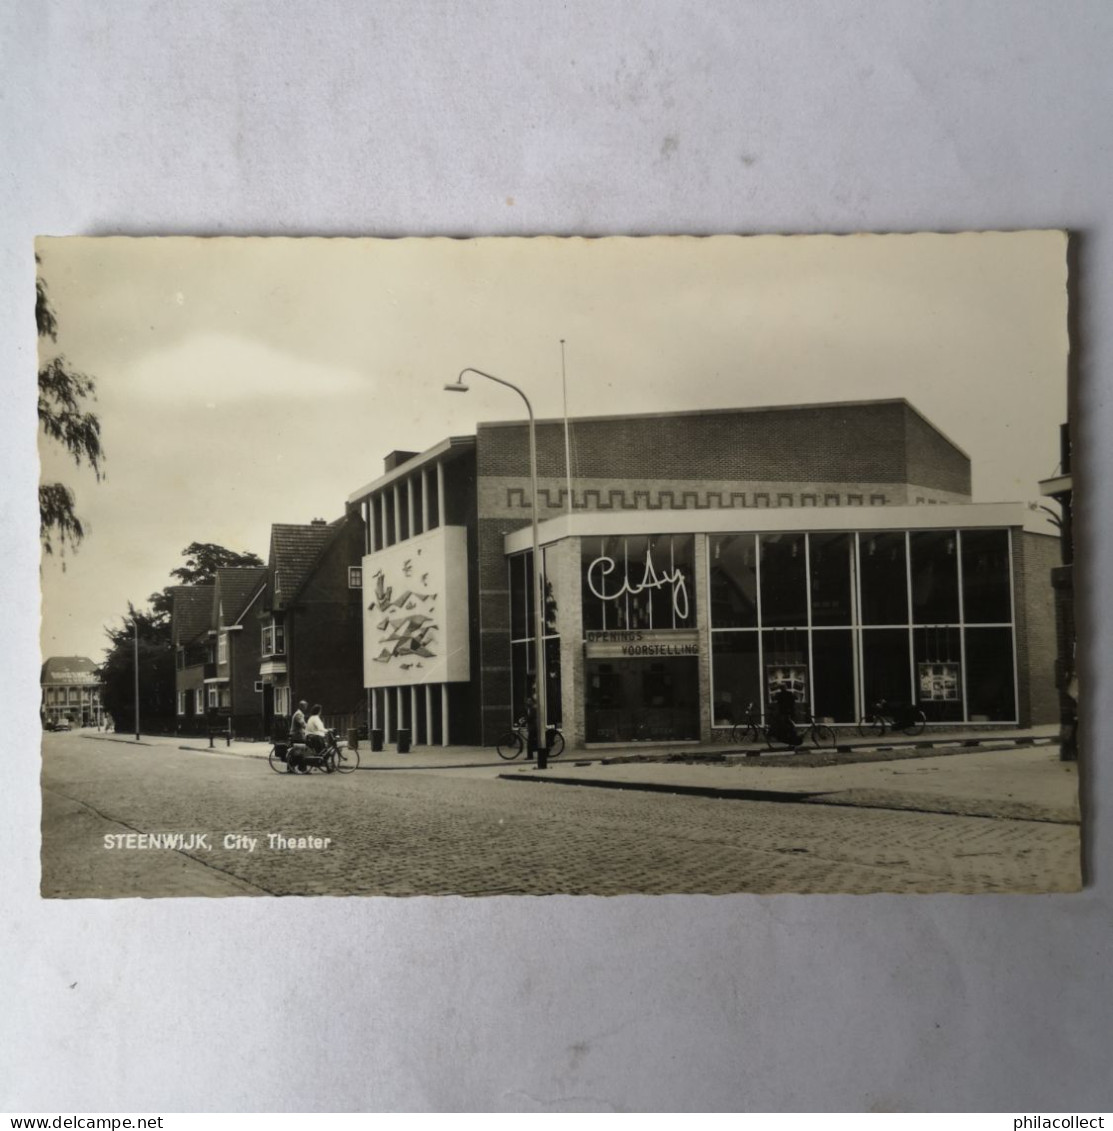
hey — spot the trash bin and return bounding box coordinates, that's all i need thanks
[370,728,383,752]
[347,727,359,751]
[396,727,411,754]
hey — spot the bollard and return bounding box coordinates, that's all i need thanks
[371,728,383,752]
[208,730,214,749]
[396,727,411,754]
[347,727,359,752]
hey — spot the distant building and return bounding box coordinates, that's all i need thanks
[348,398,1059,749]
[41,656,103,727]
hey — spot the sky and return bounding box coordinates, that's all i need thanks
[37,232,1069,662]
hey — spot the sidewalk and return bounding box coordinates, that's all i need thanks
[80,730,522,770]
[500,743,1079,824]
[80,721,1058,770]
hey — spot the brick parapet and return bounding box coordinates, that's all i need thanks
[476,400,970,497]
[477,477,928,520]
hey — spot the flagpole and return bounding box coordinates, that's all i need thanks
[561,339,572,516]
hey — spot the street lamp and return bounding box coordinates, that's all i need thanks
[133,614,140,741]
[445,368,548,769]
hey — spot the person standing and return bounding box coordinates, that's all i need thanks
[291,700,308,741]
[287,700,309,773]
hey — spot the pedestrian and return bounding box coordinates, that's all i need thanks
[287,700,309,773]
[772,685,802,747]
[290,700,308,741]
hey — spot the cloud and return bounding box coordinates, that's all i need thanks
[121,332,373,406]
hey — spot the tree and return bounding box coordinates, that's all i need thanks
[169,541,264,585]
[98,604,175,733]
[37,263,104,556]
[100,541,265,734]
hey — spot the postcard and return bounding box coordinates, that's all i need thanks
[37,232,1078,896]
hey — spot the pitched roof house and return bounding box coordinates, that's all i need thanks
[208,567,268,733]
[257,512,366,736]
[171,585,214,730]
[171,567,268,737]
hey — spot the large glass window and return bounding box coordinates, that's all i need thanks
[509,549,562,727]
[711,632,761,726]
[910,530,960,625]
[859,532,908,625]
[810,630,856,723]
[809,533,853,626]
[964,627,1016,721]
[509,553,529,640]
[709,534,758,628]
[961,529,1012,623]
[542,545,562,637]
[581,534,696,631]
[861,629,912,709]
[758,533,807,627]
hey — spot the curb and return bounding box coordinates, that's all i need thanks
[498,772,1077,824]
[499,774,816,805]
[80,734,157,747]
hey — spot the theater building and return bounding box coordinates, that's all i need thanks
[348,400,1058,749]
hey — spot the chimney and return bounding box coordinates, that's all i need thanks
[384,450,419,473]
[311,517,327,526]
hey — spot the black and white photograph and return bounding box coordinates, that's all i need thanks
[38,231,1079,897]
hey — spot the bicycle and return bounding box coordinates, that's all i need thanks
[729,702,764,745]
[857,699,927,738]
[800,713,837,749]
[269,729,360,774]
[762,712,838,751]
[496,717,566,761]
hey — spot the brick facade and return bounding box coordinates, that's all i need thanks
[477,400,970,494]
[1013,530,1061,727]
[282,515,366,724]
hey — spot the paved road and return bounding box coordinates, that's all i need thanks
[40,732,1080,897]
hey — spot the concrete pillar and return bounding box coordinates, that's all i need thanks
[554,536,585,749]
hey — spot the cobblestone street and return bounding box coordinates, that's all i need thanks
[41,733,1080,897]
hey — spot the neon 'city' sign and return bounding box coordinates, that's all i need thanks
[586,548,690,622]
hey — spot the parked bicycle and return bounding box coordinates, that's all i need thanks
[857,699,927,738]
[729,702,764,745]
[730,704,836,750]
[496,717,566,761]
[269,729,360,774]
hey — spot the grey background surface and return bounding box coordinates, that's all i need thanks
[4,0,1111,1112]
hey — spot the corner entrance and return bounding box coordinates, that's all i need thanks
[584,656,700,743]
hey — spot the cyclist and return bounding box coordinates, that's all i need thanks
[306,703,329,754]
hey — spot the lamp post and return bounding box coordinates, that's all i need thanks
[445,367,548,769]
[133,615,141,741]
